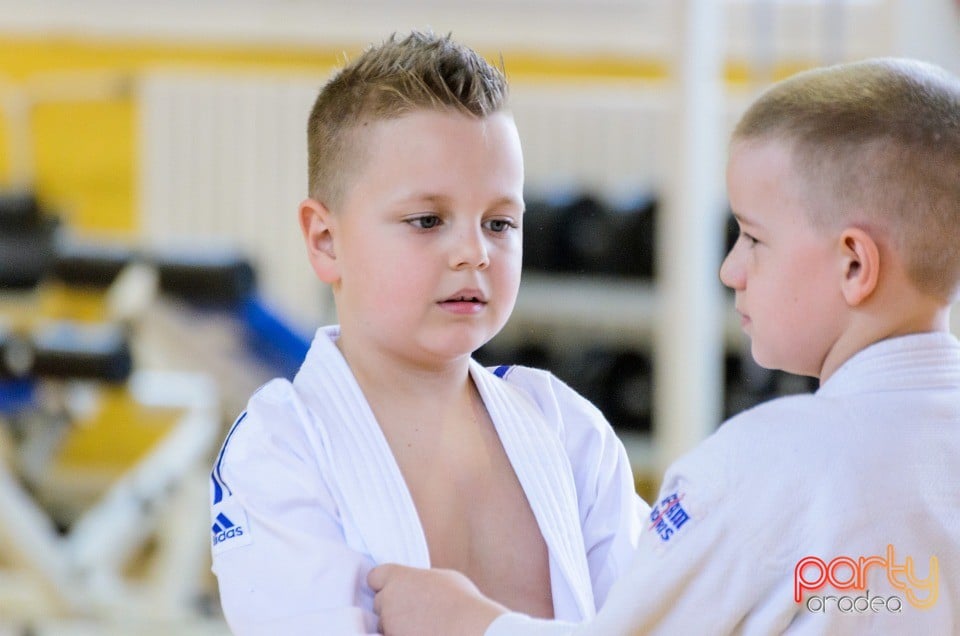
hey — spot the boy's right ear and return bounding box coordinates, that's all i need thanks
[299,198,340,285]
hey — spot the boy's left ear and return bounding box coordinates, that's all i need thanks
[299,198,340,285]
[838,227,880,306]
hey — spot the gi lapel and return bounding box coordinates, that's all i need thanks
[292,326,431,568]
[470,360,595,621]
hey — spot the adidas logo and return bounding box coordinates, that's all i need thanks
[212,512,244,545]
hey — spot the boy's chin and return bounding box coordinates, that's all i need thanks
[749,345,786,373]
[752,346,818,379]
[429,334,495,363]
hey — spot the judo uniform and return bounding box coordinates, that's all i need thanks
[211,325,646,635]
[488,332,960,635]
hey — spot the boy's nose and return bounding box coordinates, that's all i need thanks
[719,248,743,290]
[451,229,489,270]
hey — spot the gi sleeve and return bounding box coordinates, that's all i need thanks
[210,379,379,635]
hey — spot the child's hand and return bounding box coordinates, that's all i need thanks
[368,564,508,636]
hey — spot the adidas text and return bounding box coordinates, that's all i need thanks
[213,526,244,545]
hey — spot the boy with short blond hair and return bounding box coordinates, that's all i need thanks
[370,57,960,635]
[306,30,508,207]
[734,56,960,300]
[210,31,645,635]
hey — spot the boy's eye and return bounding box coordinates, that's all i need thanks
[740,231,759,246]
[408,215,441,230]
[485,218,517,233]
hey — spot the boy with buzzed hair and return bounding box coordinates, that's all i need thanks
[210,31,645,635]
[370,57,960,635]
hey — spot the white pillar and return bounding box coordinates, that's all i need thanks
[655,0,726,472]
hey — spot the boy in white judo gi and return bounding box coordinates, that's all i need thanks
[369,57,960,635]
[209,31,646,635]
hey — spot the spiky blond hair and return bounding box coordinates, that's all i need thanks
[306,30,508,207]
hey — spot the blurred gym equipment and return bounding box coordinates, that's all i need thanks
[522,189,658,279]
[0,183,288,630]
[572,347,654,434]
[0,254,221,626]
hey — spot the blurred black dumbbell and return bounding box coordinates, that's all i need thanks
[522,192,565,273]
[0,190,42,231]
[569,346,653,434]
[606,191,657,279]
[31,321,133,384]
[552,193,615,275]
[151,248,256,307]
[0,215,60,290]
[53,239,141,288]
[547,191,659,279]
[52,239,257,307]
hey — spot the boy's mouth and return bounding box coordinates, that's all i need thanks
[442,288,486,302]
[735,307,751,328]
[439,289,487,311]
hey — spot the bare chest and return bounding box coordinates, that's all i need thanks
[393,423,555,618]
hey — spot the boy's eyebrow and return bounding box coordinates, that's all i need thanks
[491,195,525,212]
[401,192,525,211]
[731,211,762,228]
[400,193,447,209]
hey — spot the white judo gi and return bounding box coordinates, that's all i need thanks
[489,332,960,635]
[210,325,646,635]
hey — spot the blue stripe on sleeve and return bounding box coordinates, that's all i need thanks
[211,411,248,504]
[211,473,224,505]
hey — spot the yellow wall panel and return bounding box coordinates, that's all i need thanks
[0,35,354,237]
[1,34,783,237]
[32,100,135,233]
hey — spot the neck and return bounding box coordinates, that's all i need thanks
[818,291,951,384]
[334,331,482,451]
[336,330,474,407]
